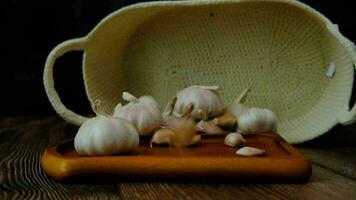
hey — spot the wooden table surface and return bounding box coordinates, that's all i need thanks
[1,116,355,200]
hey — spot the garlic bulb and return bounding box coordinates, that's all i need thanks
[237,108,277,134]
[113,92,161,136]
[172,85,224,120]
[74,100,139,156]
[236,147,266,157]
[224,132,245,147]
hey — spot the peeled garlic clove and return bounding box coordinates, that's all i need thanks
[224,132,245,147]
[169,103,199,147]
[173,85,224,120]
[150,128,175,147]
[237,108,277,134]
[236,147,266,157]
[212,112,237,129]
[196,120,225,135]
[170,118,197,147]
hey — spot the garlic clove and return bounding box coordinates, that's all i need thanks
[188,135,201,146]
[196,120,225,135]
[224,132,245,147]
[212,112,237,129]
[170,118,197,147]
[236,147,266,157]
[150,128,175,147]
[170,103,199,147]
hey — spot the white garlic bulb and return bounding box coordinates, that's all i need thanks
[173,85,224,120]
[113,92,161,136]
[237,108,277,134]
[224,132,245,147]
[74,100,139,156]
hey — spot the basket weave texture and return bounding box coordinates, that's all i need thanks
[44,0,356,144]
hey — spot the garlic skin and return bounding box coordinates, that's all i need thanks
[236,147,266,157]
[237,108,277,134]
[173,85,224,120]
[161,115,181,129]
[196,120,225,135]
[113,92,161,136]
[74,115,139,156]
[228,103,250,119]
[224,132,245,147]
[162,97,177,119]
[139,95,160,115]
[227,88,251,119]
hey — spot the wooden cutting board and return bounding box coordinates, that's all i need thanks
[41,133,311,182]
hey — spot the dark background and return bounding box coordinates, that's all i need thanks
[1,0,355,117]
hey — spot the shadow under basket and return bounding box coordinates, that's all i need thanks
[41,134,311,182]
[44,0,356,144]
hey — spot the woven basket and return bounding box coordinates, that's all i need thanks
[44,0,356,144]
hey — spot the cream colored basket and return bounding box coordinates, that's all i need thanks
[44,0,356,144]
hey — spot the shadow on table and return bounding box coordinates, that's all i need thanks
[296,124,356,148]
[60,174,310,185]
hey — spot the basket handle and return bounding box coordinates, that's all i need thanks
[43,37,90,126]
[339,41,356,125]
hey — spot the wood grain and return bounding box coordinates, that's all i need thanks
[1,116,356,200]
